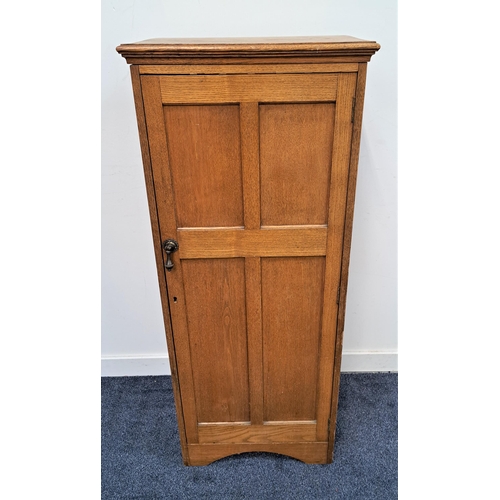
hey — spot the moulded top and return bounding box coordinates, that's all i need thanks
[116,36,380,63]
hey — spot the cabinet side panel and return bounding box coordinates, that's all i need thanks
[182,258,250,423]
[163,105,244,228]
[141,75,200,445]
[328,65,367,461]
[130,66,189,463]
[260,103,335,226]
[262,257,325,421]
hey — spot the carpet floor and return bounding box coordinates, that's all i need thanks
[102,373,397,499]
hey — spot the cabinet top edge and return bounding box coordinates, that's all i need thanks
[116,36,380,62]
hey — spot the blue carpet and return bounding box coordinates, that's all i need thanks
[102,373,397,499]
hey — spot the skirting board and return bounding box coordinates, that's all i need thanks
[101,351,397,377]
[340,350,398,372]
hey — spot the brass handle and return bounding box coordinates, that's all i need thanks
[162,239,179,272]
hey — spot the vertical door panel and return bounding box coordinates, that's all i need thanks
[163,104,244,228]
[262,257,325,421]
[182,258,249,423]
[260,103,335,226]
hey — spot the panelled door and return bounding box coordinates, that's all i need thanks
[141,70,357,464]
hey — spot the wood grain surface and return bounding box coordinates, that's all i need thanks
[260,102,335,225]
[139,63,358,75]
[198,422,316,444]
[182,259,250,423]
[262,257,325,421]
[157,74,338,103]
[163,104,243,228]
[117,36,380,65]
[177,227,328,258]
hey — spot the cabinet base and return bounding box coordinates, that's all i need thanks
[185,442,330,466]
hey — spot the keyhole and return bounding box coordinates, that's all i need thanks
[173,297,177,303]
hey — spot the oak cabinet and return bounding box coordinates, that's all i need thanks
[117,36,380,465]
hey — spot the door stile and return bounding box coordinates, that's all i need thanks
[315,73,357,441]
[240,102,264,425]
[141,75,200,444]
[244,257,263,425]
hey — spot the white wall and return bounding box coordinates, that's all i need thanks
[102,0,397,374]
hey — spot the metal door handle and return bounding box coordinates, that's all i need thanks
[162,239,179,271]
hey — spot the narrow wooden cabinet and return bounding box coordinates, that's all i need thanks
[117,36,379,465]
